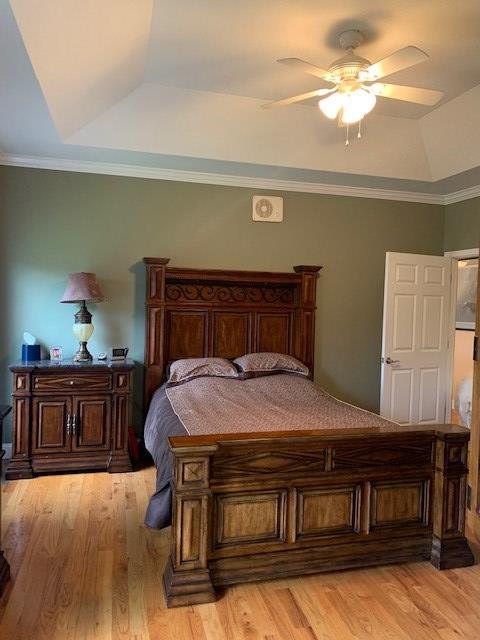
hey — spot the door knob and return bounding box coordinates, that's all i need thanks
[383,357,400,365]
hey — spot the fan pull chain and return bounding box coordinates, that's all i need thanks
[345,123,350,146]
[358,118,362,139]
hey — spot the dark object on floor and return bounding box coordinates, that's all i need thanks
[0,404,11,595]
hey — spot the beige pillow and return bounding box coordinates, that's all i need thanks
[233,352,309,378]
[166,357,239,386]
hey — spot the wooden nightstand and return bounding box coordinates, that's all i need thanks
[7,360,135,480]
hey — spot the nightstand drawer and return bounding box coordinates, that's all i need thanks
[33,374,111,392]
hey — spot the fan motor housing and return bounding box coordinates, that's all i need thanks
[329,53,371,81]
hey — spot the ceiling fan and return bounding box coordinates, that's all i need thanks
[263,30,444,128]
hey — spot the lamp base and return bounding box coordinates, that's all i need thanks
[74,341,92,362]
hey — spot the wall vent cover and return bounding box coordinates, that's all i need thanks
[252,196,283,222]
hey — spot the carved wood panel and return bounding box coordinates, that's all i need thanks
[72,396,111,451]
[333,442,433,470]
[114,372,130,391]
[176,457,210,489]
[14,374,28,392]
[113,394,127,451]
[444,440,468,469]
[370,479,430,530]
[32,397,70,453]
[212,448,326,479]
[297,485,361,539]
[33,374,111,392]
[177,498,203,564]
[256,313,292,353]
[13,397,29,457]
[214,491,287,548]
[167,310,208,360]
[212,312,252,359]
[444,477,465,534]
[173,493,210,572]
[166,282,296,306]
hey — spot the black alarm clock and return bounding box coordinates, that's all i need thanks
[110,347,129,360]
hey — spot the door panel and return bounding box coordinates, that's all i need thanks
[390,369,414,424]
[381,253,451,424]
[72,395,111,451]
[421,296,443,350]
[32,397,71,453]
[392,294,416,352]
[419,368,440,422]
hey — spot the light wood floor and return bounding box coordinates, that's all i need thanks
[1,467,480,640]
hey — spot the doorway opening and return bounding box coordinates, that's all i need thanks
[446,249,479,429]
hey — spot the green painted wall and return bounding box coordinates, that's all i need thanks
[444,197,480,252]
[0,165,445,441]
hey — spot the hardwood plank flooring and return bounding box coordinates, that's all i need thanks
[1,466,480,640]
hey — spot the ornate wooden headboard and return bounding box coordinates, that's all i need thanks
[143,258,322,406]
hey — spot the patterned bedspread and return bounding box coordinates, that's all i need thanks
[166,373,394,435]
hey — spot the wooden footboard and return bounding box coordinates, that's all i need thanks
[163,424,475,607]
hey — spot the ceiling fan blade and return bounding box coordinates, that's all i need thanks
[262,88,334,109]
[370,82,444,106]
[277,58,336,84]
[364,46,429,80]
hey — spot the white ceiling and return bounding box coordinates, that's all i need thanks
[2,0,480,196]
[145,0,480,119]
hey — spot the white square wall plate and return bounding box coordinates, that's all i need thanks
[252,196,283,222]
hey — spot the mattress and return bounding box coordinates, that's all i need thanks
[143,373,394,529]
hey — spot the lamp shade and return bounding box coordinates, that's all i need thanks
[60,272,104,303]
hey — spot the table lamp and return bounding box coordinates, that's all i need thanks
[60,272,104,361]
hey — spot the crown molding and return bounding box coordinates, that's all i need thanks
[443,184,480,205]
[0,152,472,206]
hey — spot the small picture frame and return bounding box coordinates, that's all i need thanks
[50,346,63,361]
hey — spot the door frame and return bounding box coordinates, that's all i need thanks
[444,247,479,423]
[445,247,479,533]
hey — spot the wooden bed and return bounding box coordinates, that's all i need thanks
[144,257,474,608]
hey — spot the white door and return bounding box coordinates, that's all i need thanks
[380,252,452,424]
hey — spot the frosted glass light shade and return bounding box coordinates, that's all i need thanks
[320,88,377,125]
[341,89,376,124]
[319,92,343,119]
[73,323,94,342]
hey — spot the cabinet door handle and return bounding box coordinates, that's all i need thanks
[72,414,77,435]
[66,413,71,436]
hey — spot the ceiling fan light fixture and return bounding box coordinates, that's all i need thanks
[318,91,343,119]
[341,88,376,123]
[320,87,376,125]
[269,31,443,141]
